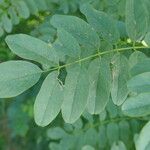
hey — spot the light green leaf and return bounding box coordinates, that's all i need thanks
[24,0,38,15]
[1,13,12,33]
[129,51,147,70]
[61,65,89,123]
[87,58,111,114]
[135,121,150,150]
[47,127,66,140]
[81,4,119,44]
[126,0,149,41]
[127,72,150,93]
[34,72,63,127]
[72,118,83,130]
[5,34,58,66]
[122,93,150,117]
[111,54,129,106]
[8,7,19,25]
[35,0,47,10]
[53,28,81,58]
[0,61,42,98]
[15,1,30,19]
[50,15,100,54]
[130,59,150,76]
[117,21,127,38]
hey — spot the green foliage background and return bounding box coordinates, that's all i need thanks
[0,0,150,150]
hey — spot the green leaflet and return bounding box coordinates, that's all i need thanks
[50,15,100,54]
[5,34,59,66]
[8,7,19,25]
[130,59,150,76]
[111,54,129,106]
[87,57,111,114]
[135,121,150,150]
[0,61,42,98]
[35,0,47,10]
[117,21,127,39]
[61,65,89,123]
[127,72,150,93]
[118,121,131,146]
[106,99,118,119]
[24,0,38,15]
[129,51,147,70]
[15,1,30,19]
[34,72,63,127]
[53,28,81,58]
[122,93,150,117]
[99,125,107,148]
[106,122,119,145]
[1,13,12,33]
[47,127,66,140]
[80,4,119,44]
[126,0,149,41]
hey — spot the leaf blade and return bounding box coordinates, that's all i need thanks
[122,93,150,117]
[111,54,129,106]
[34,72,63,127]
[0,61,42,98]
[61,65,89,123]
[87,58,111,114]
[81,4,119,44]
[5,34,58,66]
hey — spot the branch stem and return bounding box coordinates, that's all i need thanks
[43,46,148,73]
